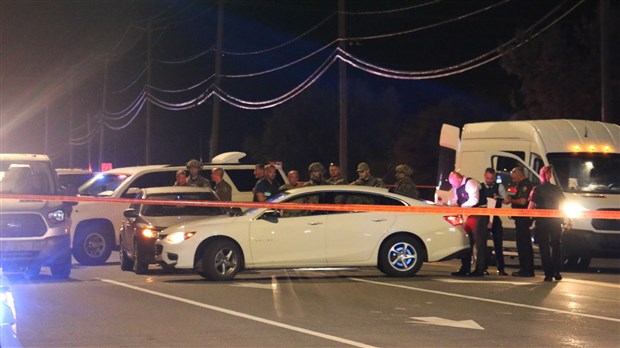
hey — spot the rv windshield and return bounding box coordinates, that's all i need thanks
[548,153,620,194]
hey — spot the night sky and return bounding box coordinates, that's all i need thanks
[0,0,605,181]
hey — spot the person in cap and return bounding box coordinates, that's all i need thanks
[303,162,328,186]
[186,159,210,187]
[173,170,189,186]
[393,164,419,198]
[186,159,209,187]
[327,163,346,185]
[350,162,384,187]
[279,170,302,191]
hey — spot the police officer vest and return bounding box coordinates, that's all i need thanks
[456,178,487,207]
[483,183,502,208]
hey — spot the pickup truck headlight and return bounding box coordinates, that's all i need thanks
[166,231,196,244]
[562,201,587,219]
[47,209,66,225]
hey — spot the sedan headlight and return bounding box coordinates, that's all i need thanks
[562,201,587,219]
[166,231,196,244]
[47,209,66,225]
[141,228,159,239]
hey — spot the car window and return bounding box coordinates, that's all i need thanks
[121,171,177,197]
[141,192,226,216]
[327,191,406,213]
[280,192,328,217]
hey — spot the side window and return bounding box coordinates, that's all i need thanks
[531,153,544,175]
[198,169,212,182]
[121,171,176,197]
[225,169,256,192]
[280,193,326,217]
[493,155,540,189]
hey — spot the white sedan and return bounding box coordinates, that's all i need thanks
[156,186,469,280]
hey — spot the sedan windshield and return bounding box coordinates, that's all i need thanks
[548,153,620,194]
[78,173,129,196]
[141,192,226,216]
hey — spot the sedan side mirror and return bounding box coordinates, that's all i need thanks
[123,208,138,219]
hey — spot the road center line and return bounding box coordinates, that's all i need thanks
[349,278,620,323]
[100,278,377,348]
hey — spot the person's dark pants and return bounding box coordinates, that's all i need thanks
[459,215,490,272]
[490,216,505,271]
[534,218,563,277]
[515,217,534,274]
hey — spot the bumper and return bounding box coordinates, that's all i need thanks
[0,234,71,270]
[155,242,195,269]
[137,238,158,264]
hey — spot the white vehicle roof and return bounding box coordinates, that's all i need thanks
[0,153,51,162]
[462,119,620,154]
[281,185,422,204]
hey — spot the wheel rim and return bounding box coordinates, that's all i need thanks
[214,247,238,276]
[388,242,418,272]
[84,233,106,258]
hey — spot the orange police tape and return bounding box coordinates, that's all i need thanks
[1,193,619,220]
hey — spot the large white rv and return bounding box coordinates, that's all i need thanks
[436,119,620,268]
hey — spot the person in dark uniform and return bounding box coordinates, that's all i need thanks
[504,167,535,277]
[327,163,346,185]
[351,162,384,187]
[186,159,210,187]
[211,167,232,202]
[254,164,281,202]
[447,171,489,277]
[482,168,508,276]
[393,164,419,199]
[304,162,329,187]
[529,165,565,282]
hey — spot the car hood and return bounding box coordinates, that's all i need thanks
[141,214,224,229]
[161,214,242,233]
[0,198,64,212]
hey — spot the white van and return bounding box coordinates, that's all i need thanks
[436,119,620,268]
[70,152,288,265]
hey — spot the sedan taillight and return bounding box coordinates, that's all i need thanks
[443,215,463,226]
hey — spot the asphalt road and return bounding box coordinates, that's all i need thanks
[9,255,620,348]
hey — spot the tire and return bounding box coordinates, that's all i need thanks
[133,241,149,275]
[119,237,133,271]
[378,235,424,277]
[198,239,242,281]
[562,256,591,270]
[73,227,114,265]
[24,264,41,280]
[50,253,72,279]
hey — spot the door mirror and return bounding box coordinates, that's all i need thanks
[123,208,138,219]
[260,209,279,223]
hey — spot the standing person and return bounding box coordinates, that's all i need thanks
[446,171,489,277]
[279,170,302,191]
[304,162,329,187]
[211,167,232,202]
[251,164,266,201]
[186,159,210,187]
[529,165,565,282]
[173,170,189,186]
[393,164,419,199]
[254,164,280,202]
[504,167,535,277]
[326,163,346,185]
[351,162,385,187]
[482,168,508,276]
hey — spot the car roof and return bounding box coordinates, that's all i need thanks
[140,186,216,195]
[56,168,95,174]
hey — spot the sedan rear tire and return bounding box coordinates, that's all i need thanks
[198,239,242,281]
[379,235,424,277]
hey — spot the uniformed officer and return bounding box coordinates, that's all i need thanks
[351,162,385,187]
[303,162,328,186]
[504,167,535,277]
[529,165,565,282]
[393,164,419,199]
[279,170,302,191]
[326,163,346,185]
[447,171,489,277]
[482,167,508,276]
[211,167,232,202]
[186,159,210,187]
[254,164,280,202]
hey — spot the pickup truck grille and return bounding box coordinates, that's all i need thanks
[0,213,47,238]
[591,209,620,231]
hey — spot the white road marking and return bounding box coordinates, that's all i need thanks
[436,279,532,286]
[407,316,484,330]
[100,278,377,348]
[231,282,276,290]
[350,278,620,323]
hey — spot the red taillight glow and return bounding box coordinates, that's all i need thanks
[443,215,463,226]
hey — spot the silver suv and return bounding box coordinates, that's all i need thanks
[0,154,74,278]
[71,152,288,265]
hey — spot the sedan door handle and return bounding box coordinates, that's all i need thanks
[372,218,387,222]
[308,222,323,225]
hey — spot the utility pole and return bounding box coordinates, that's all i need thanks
[338,0,348,180]
[600,0,612,123]
[68,70,74,168]
[44,103,49,155]
[209,0,225,161]
[87,113,92,171]
[99,58,109,171]
[145,20,153,165]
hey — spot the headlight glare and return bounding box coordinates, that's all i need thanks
[167,231,196,244]
[141,228,158,238]
[562,201,587,219]
[47,209,66,224]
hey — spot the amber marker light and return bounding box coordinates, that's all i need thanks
[588,145,596,152]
